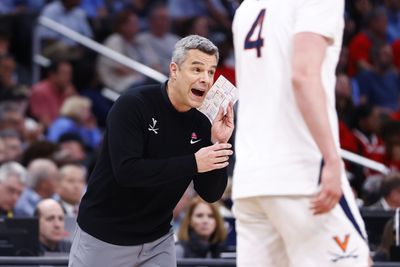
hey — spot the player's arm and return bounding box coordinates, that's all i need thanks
[291,32,342,215]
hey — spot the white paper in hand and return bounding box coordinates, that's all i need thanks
[198,75,238,123]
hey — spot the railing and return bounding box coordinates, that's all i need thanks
[32,16,168,84]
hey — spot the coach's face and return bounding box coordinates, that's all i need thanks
[168,49,217,112]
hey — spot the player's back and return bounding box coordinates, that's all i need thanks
[232,0,344,198]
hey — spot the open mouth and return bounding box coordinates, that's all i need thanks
[191,88,205,97]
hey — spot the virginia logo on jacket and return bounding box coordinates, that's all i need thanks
[148,118,159,134]
[190,132,201,144]
[329,234,359,263]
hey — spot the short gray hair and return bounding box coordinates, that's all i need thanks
[26,158,58,189]
[0,161,27,184]
[171,35,219,66]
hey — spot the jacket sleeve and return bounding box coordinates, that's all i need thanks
[107,94,197,187]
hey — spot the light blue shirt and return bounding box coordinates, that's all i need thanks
[14,188,42,217]
[38,0,93,46]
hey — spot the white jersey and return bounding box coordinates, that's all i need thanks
[232,0,344,199]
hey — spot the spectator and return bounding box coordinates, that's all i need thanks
[14,158,59,216]
[393,39,400,69]
[0,137,6,164]
[0,54,30,98]
[168,0,231,34]
[348,7,389,76]
[55,133,88,166]
[20,140,60,167]
[0,161,26,217]
[37,0,93,61]
[29,61,77,128]
[137,3,180,75]
[0,129,23,162]
[97,10,153,93]
[56,164,86,218]
[373,218,398,261]
[46,96,102,151]
[34,198,72,255]
[382,120,400,172]
[368,172,400,210]
[384,0,400,41]
[356,43,400,112]
[0,31,10,56]
[176,196,227,258]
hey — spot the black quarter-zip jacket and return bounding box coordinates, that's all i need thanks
[77,81,227,245]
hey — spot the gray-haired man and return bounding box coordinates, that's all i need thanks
[69,35,234,267]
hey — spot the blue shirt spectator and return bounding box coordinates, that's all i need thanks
[38,0,93,47]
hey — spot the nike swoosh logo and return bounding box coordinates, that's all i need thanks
[190,139,202,144]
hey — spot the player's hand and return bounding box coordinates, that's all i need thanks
[310,158,342,215]
[211,102,234,144]
[195,143,233,173]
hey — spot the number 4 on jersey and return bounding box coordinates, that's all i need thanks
[244,9,266,58]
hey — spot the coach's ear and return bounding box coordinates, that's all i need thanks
[169,62,178,81]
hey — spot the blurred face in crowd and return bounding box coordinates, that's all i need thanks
[51,62,72,90]
[191,17,209,38]
[169,49,217,111]
[388,187,400,208]
[150,7,171,37]
[58,166,86,205]
[190,202,216,241]
[120,14,139,40]
[37,199,65,248]
[0,138,6,164]
[3,136,23,162]
[62,0,81,10]
[0,175,25,212]
[0,56,16,87]
[376,44,393,70]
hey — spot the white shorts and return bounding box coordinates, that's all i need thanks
[232,182,370,267]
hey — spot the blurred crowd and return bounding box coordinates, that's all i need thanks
[0,0,399,260]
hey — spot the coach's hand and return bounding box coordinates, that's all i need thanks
[211,102,234,144]
[310,158,342,215]
[195,143,233,173]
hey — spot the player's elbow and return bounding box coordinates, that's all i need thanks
[291,68,319,91]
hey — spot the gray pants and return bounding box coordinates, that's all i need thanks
[68,226,176,267]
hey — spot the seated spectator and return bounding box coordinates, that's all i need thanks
[168,0,231,35]
[37,0,93,61]
[384,0,400,41]
[356,43,400,113]
[393,39,400,70]
[368,172,400,210]
[0,137,6,164]
[46,96,102,151]
[0,54,30,99]
[56,164,86,218]
[20,140,60,167]
[382,120,400,172]
[136,4,179,75]
[351,104,385,169]
[0,161,26,217]
[34,198,71,255]
[55,133,88,166]
[97,10,152,93]
[347,7,389,76]
[29,61,77,128]
[14,158,59,217]
[176,196,227,258]
[0,129,23,162]
[374,218,397,261]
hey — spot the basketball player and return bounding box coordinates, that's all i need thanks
[232,0,370,266]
